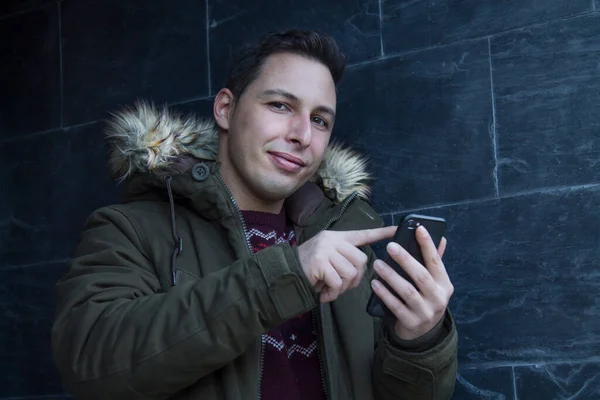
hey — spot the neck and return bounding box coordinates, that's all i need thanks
[218,163,284,214]
[237,191,284,214]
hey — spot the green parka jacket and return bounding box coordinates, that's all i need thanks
[51,102,458,400]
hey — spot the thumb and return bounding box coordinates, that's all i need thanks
[342,225,397,247]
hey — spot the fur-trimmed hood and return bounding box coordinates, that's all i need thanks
[105,101,372,204]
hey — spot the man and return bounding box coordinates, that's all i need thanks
[51,29,458,399]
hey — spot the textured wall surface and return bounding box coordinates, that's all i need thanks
[1,0,599,398]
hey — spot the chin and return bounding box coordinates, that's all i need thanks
[258,178,304,201]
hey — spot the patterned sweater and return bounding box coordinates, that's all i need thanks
[241,210,327,400]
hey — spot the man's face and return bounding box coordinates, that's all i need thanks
[215,52,337,209]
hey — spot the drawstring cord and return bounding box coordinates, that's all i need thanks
[164,175,182,286]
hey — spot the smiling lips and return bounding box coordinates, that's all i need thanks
[269,151,306,172]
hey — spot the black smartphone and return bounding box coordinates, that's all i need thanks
[366,213,447,318]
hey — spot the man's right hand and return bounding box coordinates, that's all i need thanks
[297,226,397,303]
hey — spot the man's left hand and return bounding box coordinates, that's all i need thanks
[371,225,454,340]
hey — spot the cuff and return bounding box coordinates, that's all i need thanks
[255,243,318,321]
[386,310,450,353]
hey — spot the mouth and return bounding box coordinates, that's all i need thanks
[270,152,306,167]
[269,152,307,173]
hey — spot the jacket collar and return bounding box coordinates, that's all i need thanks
[108,100,374,222]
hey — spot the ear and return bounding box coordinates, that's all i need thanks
[213,88,235,132]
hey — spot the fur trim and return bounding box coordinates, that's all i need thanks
[105,100,218,182]
[313,142,371,203]
[105,101,372,202]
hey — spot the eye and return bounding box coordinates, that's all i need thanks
[269,102,288,111]
[311,116,328,128]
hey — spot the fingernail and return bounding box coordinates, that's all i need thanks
[371,280,381,289]
[418,226,428,237]
[387,242,401,254]
[373,260,383,271]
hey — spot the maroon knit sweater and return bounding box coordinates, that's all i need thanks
[241,209,327,400]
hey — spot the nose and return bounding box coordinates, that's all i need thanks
[287,113,312,148]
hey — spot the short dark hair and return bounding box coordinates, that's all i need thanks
[225,29,346,99]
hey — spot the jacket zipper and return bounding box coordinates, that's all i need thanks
[214,172,265,399]
[320,192,359,232]
[313,191,360,400]
[214,172,253,252]
[313,310,329,399]
[215,172,359,400]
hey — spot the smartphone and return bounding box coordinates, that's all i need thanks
[366,214,447,318]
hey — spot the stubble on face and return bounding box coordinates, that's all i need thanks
[215,52,337,212]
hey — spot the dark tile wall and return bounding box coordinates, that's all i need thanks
[0,122,121,268]
[0,5,61,138]
[61,0,209,126]
[515,363,600,399]
[381,0,592,54]
[335,38,496,211]
[492,13,600,194]
[208,0,381,93]
[1,0,599,398]
[421,185,600,363]
[0,0,59,19]
[0,261,69,397]
[453,366,515,399]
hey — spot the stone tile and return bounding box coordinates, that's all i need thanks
[170,97,215,119]
[0,0,58,18]
[0,261,69,397]
[0,4,61,139]
[335,39,496,213]
[492,13,600,194]
[209,0,381,94]
[453,366,515,400]
[6,396,73,400]
[12,397,73,400]
[515,362,600,399]
[382,0,592,54]
[393,184,600,363]
[0,122,121,267]
[61,0,208,126]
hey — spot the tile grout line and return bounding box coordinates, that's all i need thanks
[0,2,52,21]
[1,395,72,400]
[488,36,500,198]
[505,182,600,197]
[387,0,423,13]
[386,181,600,215]
[512,366,518,400]
[170,94,215,106]
[58,1,64,129]
[0,119,100,144]
[4,258,71,271]
[347,35,485,69]
[0,94,218,145]
[205,0,212,96]
[459,355,600,369]
[388,197,498,216]
[378,0,385,57]
[347,10,597,70]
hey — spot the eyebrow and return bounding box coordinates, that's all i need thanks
[259,89,336,120]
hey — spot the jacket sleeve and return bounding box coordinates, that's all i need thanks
[51,206,317,400]
[365,247,459,400]
[372,312,458,400]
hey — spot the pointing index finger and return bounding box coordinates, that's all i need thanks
[343,225,397,247]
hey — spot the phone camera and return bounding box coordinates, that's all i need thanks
[407,219,421,230]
